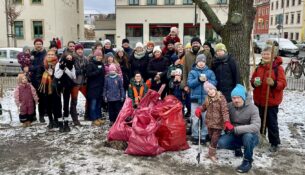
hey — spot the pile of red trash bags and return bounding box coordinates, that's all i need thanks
[107,90,190,156]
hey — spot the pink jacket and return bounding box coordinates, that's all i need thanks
[14,83,39,115]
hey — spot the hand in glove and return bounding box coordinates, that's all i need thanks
[224,121,234,132]
[195,107,202,118]
[266,77,274,86]
[59,63,66,70]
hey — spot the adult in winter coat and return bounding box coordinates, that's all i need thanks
[54,52,76,132]
[128,72,149,108]
[187,54,217,145]
[103,64,125,126]
[218,84,261,173]
[115,47,131,91]
[162,27,180,54]
[129,42,150,81]
[162,39,176,64]
[203,41,215,58]
[29,38,47,123]
[103,39,115,55]
[86,53,105,127]
[250,46,287,152]
[122,38,133,58]
[211,43,240,102]
[70,44,89,126]
[14,73,39,127]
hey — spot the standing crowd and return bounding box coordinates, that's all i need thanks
[13,27,286,173]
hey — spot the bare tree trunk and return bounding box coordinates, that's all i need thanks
[193,0,256,89]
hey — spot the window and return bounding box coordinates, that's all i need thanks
[126,24,143,47]
[266,20,269,29]
[286,0,289,7]
[296,32,299,40]
[165,0,175,5]
[129,0,139,5]
[290,33,294,39]
[32,21,43,38]
[298,0,301,5]
[271,2,274,10]
[276,1,278,9]
[184,24,200,44]
[270,16,273,25]
[285,13,289,24]
[0,50,7,59]
[149,24,178,46]
[292,0,295,5]
[291,13,294,24]
[14,21,24,38]
[76,0,79,13]
[32,0,42,4]
[297,12,301,24]
[281,0,284,8]
[10,50,19,59]
[13,0,22,4]
[183,0,193,5]
[147,0,157,5]
[218,0,227,4]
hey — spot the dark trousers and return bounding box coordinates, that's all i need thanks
[63,87,72,118]
[46,91,62,122]
[37,91,47,117]
[19,114,35,123]
[88,98,102,121]
[108,101,123,122]
[208,128,222,148]
[257,105,280,146]
[184,93,191,115]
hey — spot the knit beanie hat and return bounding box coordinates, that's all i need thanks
[34,38,43,45]
[135,42,144,49]
[196,54,206,63]
[104,39,111,45]
[75,44,84,51]
[215,43,227,52]
[191,37,202,45]
[94,49,103,57]
[170,27,178,34]
[204,81,216,92]
[153,46,162,53]
[23,46,30,53]
[203,41,212,48]
[116,47,124,52]
[231,84,247,101]
[122,38,129,44]
[105,52,114,59]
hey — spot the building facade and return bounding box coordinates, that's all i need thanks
[254,0,270,38]
[0,0,84,48]
[269,0,303,41]
[94,14,116,45]
[116,0,229,47]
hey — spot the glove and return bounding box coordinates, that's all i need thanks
[198,76,205,83]
[266,77,274,86]
[121,98,125,102]
[224,121,234,132]
[59,63,66,70]
[195,107,202,118]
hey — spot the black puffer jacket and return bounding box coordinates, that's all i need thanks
[147,56,170,82]
[86,58,105,100]
[30,49,47,89]
[212,54,240,102]
[129,52,150,81]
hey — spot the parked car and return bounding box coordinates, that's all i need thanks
[296,42,305,51]
[266,38,299,56]
[0,48,22,75]
[253,40,267,53]
[77,40,96,49]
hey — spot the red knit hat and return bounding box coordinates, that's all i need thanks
[75,44,84,51]
[34,38,43,45]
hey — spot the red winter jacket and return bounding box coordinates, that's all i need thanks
[250,56,287,107]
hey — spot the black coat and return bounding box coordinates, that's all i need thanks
[117,57,131,91]
[30,49,47,89]
[86,59,105,100]
[129,52,150,81]
[211,54,240,102]
[147,56,170,83]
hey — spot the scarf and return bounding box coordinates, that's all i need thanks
[39,57,58,95]
[134,50,146,59]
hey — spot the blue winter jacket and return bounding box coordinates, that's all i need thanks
[103,74,125,102]
[187,66,217,104]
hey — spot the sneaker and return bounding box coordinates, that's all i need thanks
[269,145,278,152]
[39,116,45,123]
[92,120,101,127]
[97,118,106,125]
[236,159,252,173]
[235,148,243,157]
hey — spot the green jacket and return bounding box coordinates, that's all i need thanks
[128,79,148,106]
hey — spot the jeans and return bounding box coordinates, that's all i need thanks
[191,102,208,140]
[218,133,259,161]
[88,98,101,121]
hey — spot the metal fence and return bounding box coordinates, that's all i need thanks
[0,76,18,90]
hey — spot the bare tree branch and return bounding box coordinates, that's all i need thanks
[192,0,224,34]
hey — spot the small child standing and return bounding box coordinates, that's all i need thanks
[14,74,39,127]
[195,81,233,162]
[103,64,125,126]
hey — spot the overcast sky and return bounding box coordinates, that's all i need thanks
[84,0,115,14]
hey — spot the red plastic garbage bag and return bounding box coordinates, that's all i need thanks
[107,98,134,141]
[138,89,160,108]
[152,95,190,151]
[125,107,165,156]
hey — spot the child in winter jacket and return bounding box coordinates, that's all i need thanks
[14,73,39,127]
[17,46,32,81]
[195,81,232,162]
[103,64,125,126]
[128,72,148,108]
[187,54,217,145]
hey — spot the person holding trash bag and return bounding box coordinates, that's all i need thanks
[195,81,231,162]
[187,54,217,145]
[217,84,261,173]
[250,45,286,153]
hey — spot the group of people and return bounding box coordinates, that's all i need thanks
[13,27,286,173]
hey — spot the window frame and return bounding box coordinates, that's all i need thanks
[147,0,157,5]
[129,0,139,5]
[183,0,193,5]
[32,20,44,39]
[14,20,24,39]
[164,0,175,5]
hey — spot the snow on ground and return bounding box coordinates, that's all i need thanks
[0,89,305,175]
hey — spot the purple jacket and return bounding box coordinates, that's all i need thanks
[103,74,125,102]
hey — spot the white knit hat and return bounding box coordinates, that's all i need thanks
[153,45,162,53]
[104,39,111,45]
[135,42,144,49]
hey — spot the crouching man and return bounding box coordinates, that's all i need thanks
[218,84,261,173]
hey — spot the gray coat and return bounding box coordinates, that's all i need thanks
[228,94,261,135]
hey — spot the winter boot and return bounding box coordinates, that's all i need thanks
[59,122,64,133]
[92,120,101,127]
[236,159,253,173]
[206,146,217,162]
[47,122,54,129]
[63,121,71,132]
[0,103,2,115]
[235,148,243,157]
[98,118,106,125]
[22,122,27,128]
[39,115,45,123]
[26,121,32,127]
[53,121,59,128]
[269,145,278,152]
